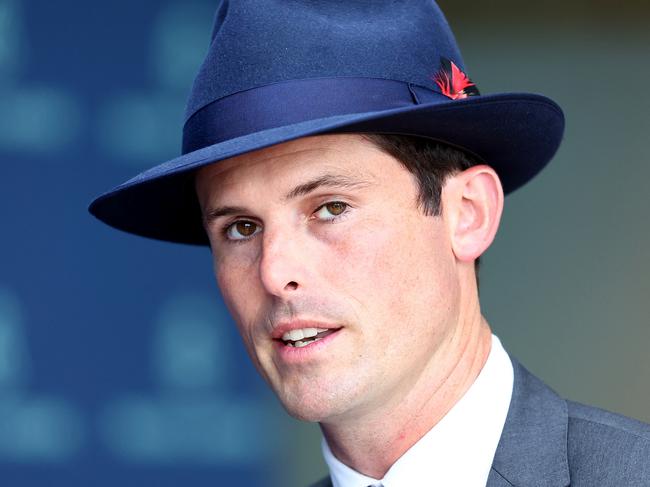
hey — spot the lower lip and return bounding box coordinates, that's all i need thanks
[274,329,342,363]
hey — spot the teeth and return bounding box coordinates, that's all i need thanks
[285,337,323,348]
[303,328,318,338]
[288,329,304,341]
[282,327,329,341]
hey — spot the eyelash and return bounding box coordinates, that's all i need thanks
[222,220,260,244]
[221,201,351,243]
[311,201,350,223]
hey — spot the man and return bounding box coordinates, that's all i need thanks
[90,1,650,485]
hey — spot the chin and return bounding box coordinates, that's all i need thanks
[274,380,363,423]
[277,391,337,422]
[283,405,327,423]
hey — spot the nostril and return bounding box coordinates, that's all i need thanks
[285,281,298,291]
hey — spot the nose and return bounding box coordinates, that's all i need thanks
[258,227,307,298]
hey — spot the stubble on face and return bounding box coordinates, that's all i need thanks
[195,134,462,423]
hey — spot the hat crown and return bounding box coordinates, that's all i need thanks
[89,0,564,245]
[185,0,465,122]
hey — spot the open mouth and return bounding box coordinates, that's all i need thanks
[280,328,340,348]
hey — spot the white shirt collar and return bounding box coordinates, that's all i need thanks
[322,334,514,487]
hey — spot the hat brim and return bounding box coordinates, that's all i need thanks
[89,92,564,245]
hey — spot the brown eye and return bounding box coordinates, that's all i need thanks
[326,202,346,215]
[226,221,260,240]
[314,201,349,221]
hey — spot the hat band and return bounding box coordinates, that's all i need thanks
[182,77,448,154]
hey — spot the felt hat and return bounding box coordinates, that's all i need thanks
[89,0,564,245]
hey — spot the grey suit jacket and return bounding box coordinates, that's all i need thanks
[311,358,650,486]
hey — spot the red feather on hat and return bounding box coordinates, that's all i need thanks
[433,58,480,100]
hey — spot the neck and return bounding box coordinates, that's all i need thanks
[319,307,492,479]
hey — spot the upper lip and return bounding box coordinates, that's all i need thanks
[271,320,342,340]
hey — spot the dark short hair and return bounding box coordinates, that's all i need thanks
[361,133,483,279]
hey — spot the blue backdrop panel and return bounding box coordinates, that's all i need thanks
[0,0,278,485]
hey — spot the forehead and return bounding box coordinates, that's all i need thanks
[194,134,404,200]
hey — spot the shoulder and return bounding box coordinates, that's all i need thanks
[502,357,650,485]
[566,400,650,484]
[567,400,650,440]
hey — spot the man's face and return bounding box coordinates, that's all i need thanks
[195,134,462,423]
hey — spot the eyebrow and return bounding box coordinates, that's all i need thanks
[282,173,373,201]
[202,205,250,224]
[202,173,373,225]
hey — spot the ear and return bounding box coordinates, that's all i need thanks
[442,165,504,263]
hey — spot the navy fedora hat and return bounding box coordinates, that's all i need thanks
[89,0,564,245]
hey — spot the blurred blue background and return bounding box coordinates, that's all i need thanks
[0,0,648,486]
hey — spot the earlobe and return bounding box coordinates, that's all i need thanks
[446,165,504,263]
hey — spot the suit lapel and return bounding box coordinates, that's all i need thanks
[486,467,514,486]
[487,357,570,487]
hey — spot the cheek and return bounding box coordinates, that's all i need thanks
[213,258,275,377]
[213,255,262,335]
[319,214,456,332]
[317,217,412,308]
[212,243,260,296]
